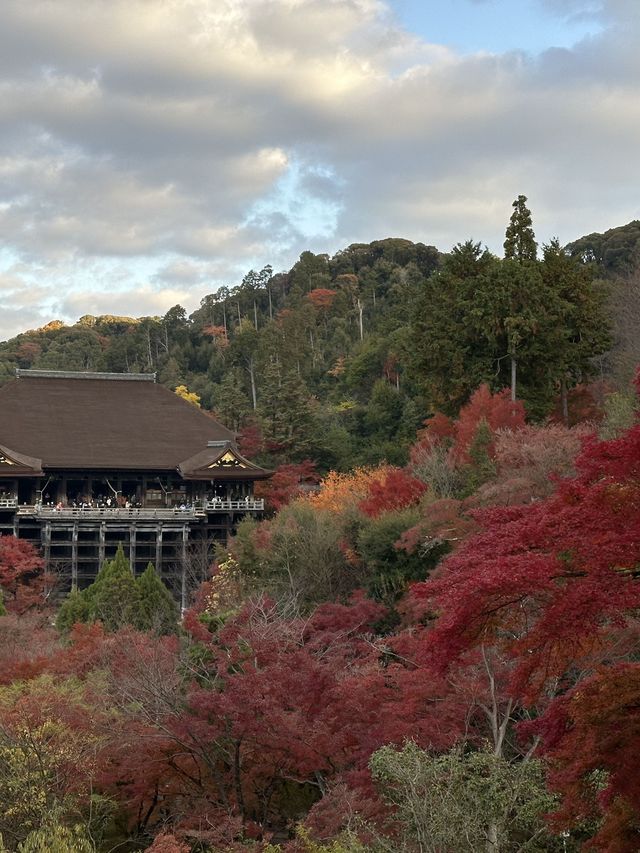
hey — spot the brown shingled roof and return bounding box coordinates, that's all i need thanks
[0,371,242,472]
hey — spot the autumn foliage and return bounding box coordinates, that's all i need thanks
[358,468,426,517]
[305,465,391,514]
[2,378,640,850]
[0,536,48,613]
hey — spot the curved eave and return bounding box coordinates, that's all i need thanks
[180,468,273,481]
[0,444,43,477]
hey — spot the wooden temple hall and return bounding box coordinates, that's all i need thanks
[0,370,270,597]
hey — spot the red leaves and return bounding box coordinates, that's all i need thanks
[358,468,427,518]
[254,459,319,512]
[416,422,640,701]
[453,384,526,462]
[0,535,48,613]
[307,288,337,311]
[534,663,640,851]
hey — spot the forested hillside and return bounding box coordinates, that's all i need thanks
[3,203,640,851]
[2,201,636,474]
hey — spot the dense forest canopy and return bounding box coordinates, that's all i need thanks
[2,210,636,473]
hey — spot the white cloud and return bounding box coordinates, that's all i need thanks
[0,0,639,337]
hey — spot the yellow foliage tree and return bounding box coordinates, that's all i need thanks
[174,385,201,407]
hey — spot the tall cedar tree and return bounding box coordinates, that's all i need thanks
[503,194,537,262]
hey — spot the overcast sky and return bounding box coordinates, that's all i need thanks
[1,0,639,339]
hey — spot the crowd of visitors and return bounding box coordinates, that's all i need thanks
[2,488,256,511]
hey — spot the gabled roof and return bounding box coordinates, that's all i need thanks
[178,442,271,480]
[0,370,267,475]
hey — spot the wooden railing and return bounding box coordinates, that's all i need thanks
[15,499,265,518]
[204,499,264,511]
[0,498,18,509]
[17,506,204,520]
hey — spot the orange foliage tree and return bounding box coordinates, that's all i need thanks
[305,465,391,515]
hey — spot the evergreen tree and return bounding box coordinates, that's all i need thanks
[462,418,496,494]
[135,563,179,634]
[56,545,140,633]
[411,241,500,413]
[503,194,537,262]
[56,588,91,634]
[84,545,141,632]
[212,368,252,431]
[541,239,610,421]
[258,361,317,460]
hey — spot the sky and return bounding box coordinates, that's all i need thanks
[1,0,639,340]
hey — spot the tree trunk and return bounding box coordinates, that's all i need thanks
[357,298,364,340]
[254,300,258,331]
[248,360,257,410]
[510,355,517,402]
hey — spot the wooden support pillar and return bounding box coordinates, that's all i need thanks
[99,522,106,567]
[71,522,78,590]
[155,523,163,572]
[181,524,189,615]
[42,521,51,566]
[129,525,136,573]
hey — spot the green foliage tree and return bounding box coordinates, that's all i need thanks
[57,546,177,635]
[540,239,610,420]
[55,589,91,634]
[411,241,500,413]
[80,545,140,632]
[503,194,537,263]
[14,821,94,853]
[369,742,562,853]
[356,507,435,601]
[211,368,252,431]
[135,563,179,635]
[231,503,353,607]
[461,418,497,495]
[259,362,318,461]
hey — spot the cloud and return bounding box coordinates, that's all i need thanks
[0,0,639,339]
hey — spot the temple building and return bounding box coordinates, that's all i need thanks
[0,370,270,603]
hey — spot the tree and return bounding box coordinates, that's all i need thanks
[503,194,537,263]
[145,833,189,853]
[540,239,610,422]
[174,384,201,407]
[13,821,95,853]
[0,537,47,614]
[258,362,317,461]
[0,676,108,849]
[254,460,319,513]
[410,241,500,412]
[369,742,559,853]
[358,468,426,518]
[413,411,640,846]
[135,564,179,635]
[229,319,260,409]
[356,507,440,601]
[211,368,251,432]
[57,545,139,633]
